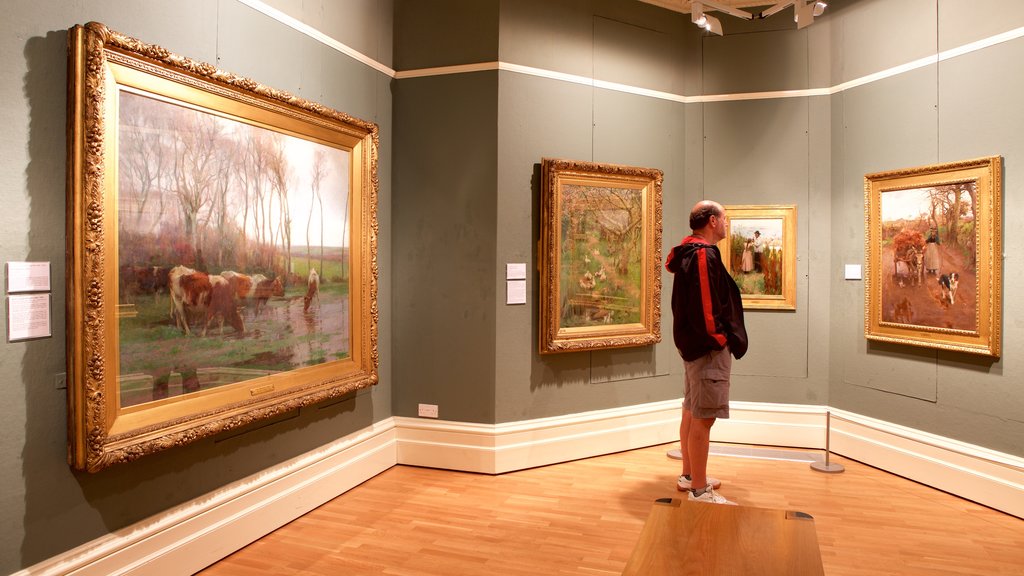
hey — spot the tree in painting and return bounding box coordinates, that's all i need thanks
[879,183,977,330]
[116,91,352,407]
[559,184,643,328]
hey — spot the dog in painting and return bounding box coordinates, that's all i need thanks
[938,272,959,305]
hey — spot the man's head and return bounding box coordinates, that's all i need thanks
[754,230,760,237]
[689,200,726,242]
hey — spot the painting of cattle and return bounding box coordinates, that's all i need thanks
[115,90,354,408]
[66,22,379,471]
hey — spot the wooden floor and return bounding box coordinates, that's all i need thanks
[199,444,1023,575]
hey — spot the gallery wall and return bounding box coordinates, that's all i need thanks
[827,0,1024,455]
[395,0,1023,458]
[0,0,393,572]
[2,0,1022,573]
[495,0,709,421]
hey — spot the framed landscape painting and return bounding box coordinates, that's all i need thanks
[717,205,797,310]
[539,158,662,354]
[864,156,1001,357]
[66,22,379,471]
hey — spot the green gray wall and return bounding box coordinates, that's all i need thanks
[495,0,694,421]
[0,1,392,572]
[828,0,1024,454]
[3,0,1023,573]
[392,0,500,423]
[393,0,1024,457]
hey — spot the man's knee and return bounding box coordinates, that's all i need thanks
[693,416,716,429]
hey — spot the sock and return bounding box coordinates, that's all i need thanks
[684,474,691,481]
[691,486,707,497]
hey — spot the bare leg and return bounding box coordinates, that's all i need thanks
[687,416,716,490]
[679,408,693,476]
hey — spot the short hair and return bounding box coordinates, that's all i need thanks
[690,202,721,231]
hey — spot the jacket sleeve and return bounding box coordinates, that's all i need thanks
[688,246,728,350]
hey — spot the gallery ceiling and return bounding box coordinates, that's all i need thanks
[637,0,774,14]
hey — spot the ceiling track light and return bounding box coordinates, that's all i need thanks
[690,0,751,36]
[758,0,827,29]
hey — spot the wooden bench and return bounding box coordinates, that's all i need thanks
[623,498,825,575]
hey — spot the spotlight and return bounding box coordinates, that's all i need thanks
[703,14,723,36]
[762,0,827,29]
[690,1,748,36]
[691,2,707,27]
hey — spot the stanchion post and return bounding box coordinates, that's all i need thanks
[810,411,845,473]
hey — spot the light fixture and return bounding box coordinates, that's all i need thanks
[690,0,752,37]
[703,13,723,35]
[759,0,827,29]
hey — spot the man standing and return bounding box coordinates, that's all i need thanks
[752,230,763,273]
[664,200,748,505]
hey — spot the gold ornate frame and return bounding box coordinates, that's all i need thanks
[66,22,379,471]
[539,158,662,354]
[717,205,797,311]
[864,157,1001,357]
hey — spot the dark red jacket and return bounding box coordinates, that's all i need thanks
[665,236,748,361]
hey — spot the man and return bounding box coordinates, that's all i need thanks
[752,230,763,273]
[664,200,748,505]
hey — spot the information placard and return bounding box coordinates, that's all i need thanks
[6,261,51,293]
[7,293,52,341]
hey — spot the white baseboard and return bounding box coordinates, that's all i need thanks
[16,420,398,576]
[827,409,1024,518]
[17,401,1024,575]
[393,400,829,474]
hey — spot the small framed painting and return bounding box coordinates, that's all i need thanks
[717,205,797,310]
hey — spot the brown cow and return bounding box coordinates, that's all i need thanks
[253,275,284,316]
[169,265,245,336]
[221,271,283,317]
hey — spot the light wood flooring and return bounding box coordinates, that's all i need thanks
[199,443,1023,575]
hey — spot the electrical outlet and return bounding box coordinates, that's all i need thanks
[54,372,67,390]
[418,403,438,418]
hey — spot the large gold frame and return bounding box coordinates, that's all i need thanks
[864,157,1001,357]
[66,22,379,471]
[539,158,662,354]
[717,204,797,311]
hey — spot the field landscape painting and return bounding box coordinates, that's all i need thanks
[66,22,378,471]
[539,158,662,354]
[558,183,644,329]
[718,205,797,310]
[117,91,353,408]
[864,157,1001,357]
[878,184,977,331]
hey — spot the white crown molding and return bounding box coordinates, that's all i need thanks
[234,0,396,77]
[236,0,1024,104]
[16,401,1023,575]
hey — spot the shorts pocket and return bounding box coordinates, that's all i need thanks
[702,368,729,381]
[698,378,729,412]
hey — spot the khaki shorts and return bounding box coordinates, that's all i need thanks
[682,347,731,419]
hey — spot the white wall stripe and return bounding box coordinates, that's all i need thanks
[234,0,396,77]
[235,0,1024,105]
[939,25,1024,62]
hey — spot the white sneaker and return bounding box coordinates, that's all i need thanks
[677,475,722,491]
[687,486,737,505]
